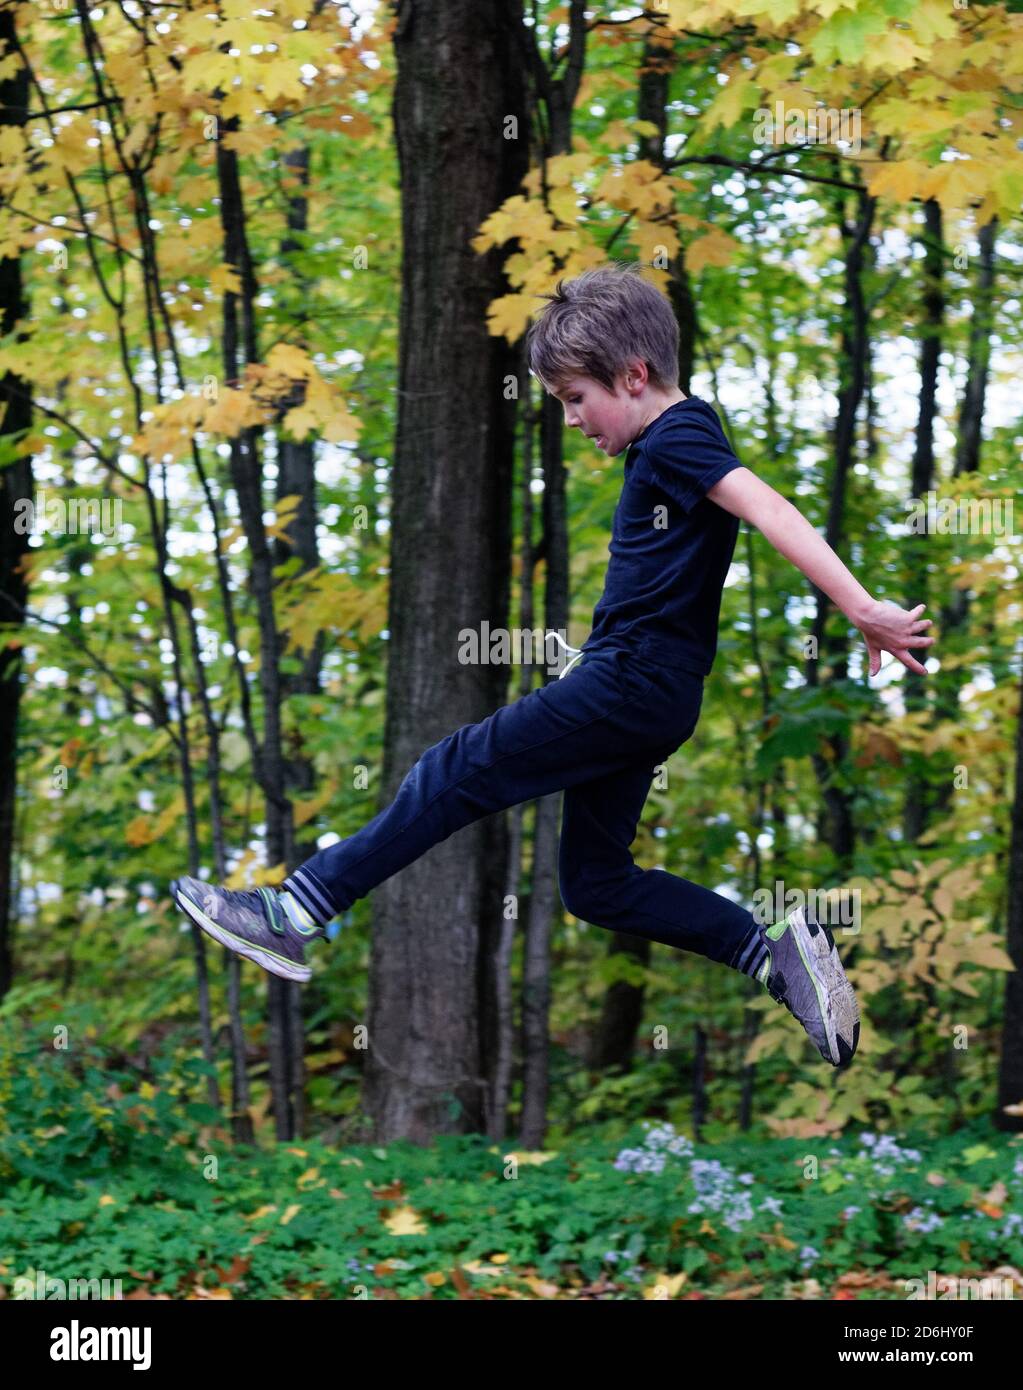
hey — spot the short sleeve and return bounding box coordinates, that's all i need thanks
[645,401,743,514]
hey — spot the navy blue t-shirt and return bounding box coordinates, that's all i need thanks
[580,395,743,678]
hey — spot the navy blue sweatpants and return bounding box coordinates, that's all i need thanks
[282,647,759,968]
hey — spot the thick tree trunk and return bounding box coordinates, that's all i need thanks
[367,0,526,1142]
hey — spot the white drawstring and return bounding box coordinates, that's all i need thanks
[549,631,586,680]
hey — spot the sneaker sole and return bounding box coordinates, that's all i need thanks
[789,907,859,1066]
[172,880,311,983]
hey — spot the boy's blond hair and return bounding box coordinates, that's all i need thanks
[525,261,680,396]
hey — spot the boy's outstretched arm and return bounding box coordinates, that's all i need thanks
[706,467,937,678]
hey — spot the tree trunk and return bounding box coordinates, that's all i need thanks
[272,139,324,1141]
[366,0,526,1142]
[586,25,682,1078]
[215,116,298,1138]
[996,660,1023,1133]
[487,351,540,1141]
[804,188,875,870]
[0,0,32,1002]
[901,197,943,844]
[932,216,997,822]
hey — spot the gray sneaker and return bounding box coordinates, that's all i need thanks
[171,876,313,983]
[756,906,859,1066]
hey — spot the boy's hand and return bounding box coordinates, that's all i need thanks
[855,599,936,678]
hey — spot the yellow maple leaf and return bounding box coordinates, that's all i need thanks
[203,388,264,437]
[209,264,243,296]
[321,405,361,445]
[383,1205,428,1235]
[280,404,319,441]
[633,221,680,264]
[181,51,237,96]
[860,30,927,73]
[871,99,953,140]
[864,159,927,204]
[919,160,990,215]
[701,75,759,134]
[596,159,673,217]
[545,152,593,187]
[265,343,315,379]
[220,15,279,48]
[908,0,959,46]
[279,1204,302,1225]
[472,194,554,253]
[549,186,580,225]
[258,59,308,104]
[686,227,740,274]
[486,292,535,343]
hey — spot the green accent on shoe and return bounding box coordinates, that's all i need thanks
[766,919,789,941]
[756,956,771,984]
[257,887,285,935]
[280,890,321,938]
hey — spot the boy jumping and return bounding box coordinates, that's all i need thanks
[172,263,936,1068]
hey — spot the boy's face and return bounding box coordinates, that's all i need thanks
[549,372,633,456]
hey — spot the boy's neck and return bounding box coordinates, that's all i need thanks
[633,386,688,439]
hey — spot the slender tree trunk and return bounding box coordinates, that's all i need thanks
[635,29,698,393]
[996,660,1023,1133]
[0,1,31,1002]
[953,218,996,482]
[901,198,944,845]
[489,350,540,1140]
[270,138,326,1140]
[803,188,875,870]
[586,24,681,1076]
[215,116,298,1138]
[932,217,997,822]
